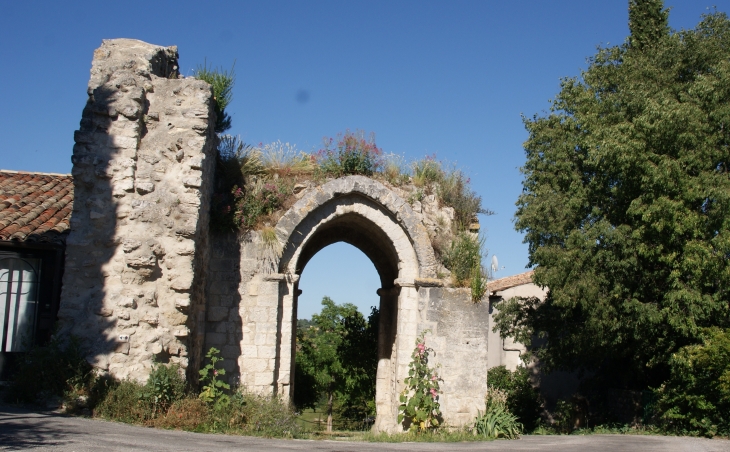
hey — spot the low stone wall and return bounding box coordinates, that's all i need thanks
[58,39,216,382]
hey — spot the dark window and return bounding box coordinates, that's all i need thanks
[0,257,41,352]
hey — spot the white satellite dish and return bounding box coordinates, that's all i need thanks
[491,255,499,274]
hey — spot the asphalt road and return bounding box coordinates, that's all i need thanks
[1,406,728,452]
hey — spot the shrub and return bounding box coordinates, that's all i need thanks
[143,363,187,416]
[5,335,94,405]
[437,169,489,231]
[654,328,730,437]
[259,140,315,177]
[382,153,410,186]
[232,178,292,230]
[551,398,576,434]
[474,386,522,439]
[443,233,484,287]
[487,365,543,432]
[233,391,299,437]
[412,156,443,188]
[316,130,382,177]
[152,397,209,431]
[211,135,263,232]
[95,379,152,423]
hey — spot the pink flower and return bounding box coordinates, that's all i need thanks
[213,370,218,376]
[430,388,437,399]
[431,375,437,381]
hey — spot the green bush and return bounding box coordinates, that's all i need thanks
[487,365,543,432]
[316,130,382,177]
[233,391,299,437]
[654,328,730,437]
[4,336,94,405]
[443,232,483,285]
[95,379,152,423]
[474,401,522,439]
[437,170,488,231]
[144,363,187,416]
[95,363,187,423]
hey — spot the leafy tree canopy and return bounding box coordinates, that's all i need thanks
[496,4,730,390]
[294,297,379,431]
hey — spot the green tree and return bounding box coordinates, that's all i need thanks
[337,307,380,423]
[654,328,730,436]
[294,297,378,432]
[628,0,669,50]
[497,4,730,395]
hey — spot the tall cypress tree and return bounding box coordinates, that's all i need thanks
[628,0,670,50]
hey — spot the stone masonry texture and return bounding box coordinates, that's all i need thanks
[57,39,216,382]
[56,38,494,433]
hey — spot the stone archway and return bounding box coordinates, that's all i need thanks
[204,175,491,433]
[273,176,436,432]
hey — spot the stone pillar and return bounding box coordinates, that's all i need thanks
[58,39,216,382]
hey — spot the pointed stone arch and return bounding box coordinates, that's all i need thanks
[275,175,438,280]
[205,175,491,433]
[272,176,436,432]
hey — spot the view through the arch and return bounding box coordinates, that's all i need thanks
[294,243,381,432]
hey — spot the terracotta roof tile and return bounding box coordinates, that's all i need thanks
[0,170,74,245]
[489,270,535,294]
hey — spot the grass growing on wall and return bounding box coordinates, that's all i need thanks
[209,130,492,300]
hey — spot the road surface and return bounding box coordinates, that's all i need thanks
[1,406,727,451]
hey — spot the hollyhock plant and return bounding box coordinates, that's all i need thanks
[397,330,443,432]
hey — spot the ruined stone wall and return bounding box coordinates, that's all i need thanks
[58,39,216,381]
[205,231,287,391]
[203,176,489,432]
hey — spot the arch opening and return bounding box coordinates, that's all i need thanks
[267,177,436,432]
[275,187,423,432]
[293,242,381,428]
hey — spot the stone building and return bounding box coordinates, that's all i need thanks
[0,38,551,433]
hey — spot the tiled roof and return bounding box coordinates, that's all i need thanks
[0,170,74,245]
[489,270,535,294]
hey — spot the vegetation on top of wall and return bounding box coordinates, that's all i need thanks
[195,61,490,294]
[194,62,235,134]
[207,130,490,296]
[209,128,489,234]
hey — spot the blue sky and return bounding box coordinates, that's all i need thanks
[1,1,726,318]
